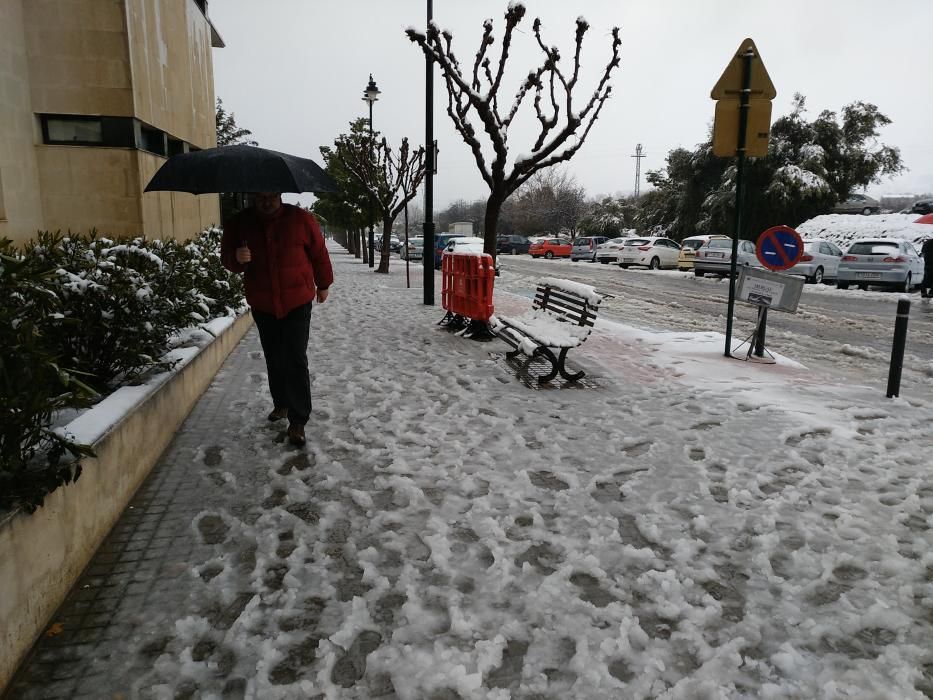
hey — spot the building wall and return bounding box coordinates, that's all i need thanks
[138,152,219,240]
[36,146,142,236]
[0,0,45,243]
[3,0,219,245]
[126,0,216,148]
[22,0,134,117]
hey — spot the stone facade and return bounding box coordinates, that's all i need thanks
[0,0,223,245]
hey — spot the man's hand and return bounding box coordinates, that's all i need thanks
[236,246,251,264]
[316,288,329,304]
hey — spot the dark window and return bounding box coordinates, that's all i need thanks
[138,124,166,156]
[168,138,185,156]
[40,115,144,150]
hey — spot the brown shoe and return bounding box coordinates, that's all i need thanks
[268,407,288,422]
[287,424,306,446]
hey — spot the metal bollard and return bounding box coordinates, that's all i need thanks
[886,298,910,398]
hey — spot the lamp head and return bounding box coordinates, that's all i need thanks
[362,74,381,104]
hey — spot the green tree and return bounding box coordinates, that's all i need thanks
[334,128,426,274]
[215,98,258,225]
[317,120,374,262]
[215,98,257,147]
[641,95,904,241]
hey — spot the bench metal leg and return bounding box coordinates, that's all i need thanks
[534,346,560,384]
[556,347,585,382]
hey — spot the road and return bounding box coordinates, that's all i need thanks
[494,255,933,391]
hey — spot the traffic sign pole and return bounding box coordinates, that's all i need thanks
[724,46,754,357]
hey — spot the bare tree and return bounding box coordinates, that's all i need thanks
[407,5,620,256]
[336,136,426,274]
[507,168,588,237]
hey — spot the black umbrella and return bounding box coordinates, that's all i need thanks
[144,144,339,195]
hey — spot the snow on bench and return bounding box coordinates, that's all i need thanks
[490,278,603,384]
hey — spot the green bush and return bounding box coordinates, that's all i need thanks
[0,228,245,512]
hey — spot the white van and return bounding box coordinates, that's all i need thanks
[677,234,729,271]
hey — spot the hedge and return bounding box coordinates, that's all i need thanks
[0,228,244,513]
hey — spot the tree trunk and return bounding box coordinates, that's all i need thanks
[483,192,504,259]
[376,218,393,273]
[359,228,368,264]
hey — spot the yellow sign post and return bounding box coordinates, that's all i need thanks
[711,38,776,158]
[711,38,777,357]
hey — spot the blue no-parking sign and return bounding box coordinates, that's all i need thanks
[756,225,803,271]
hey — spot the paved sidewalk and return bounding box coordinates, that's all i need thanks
[5,250,933,699]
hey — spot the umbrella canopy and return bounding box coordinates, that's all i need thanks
[144,144,339,195]
[914,213,933,225]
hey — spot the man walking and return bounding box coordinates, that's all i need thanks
[221,193,333,446]
[922,237,933,299]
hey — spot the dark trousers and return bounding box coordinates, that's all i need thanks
[924,265,933,294]
[252,302,312,425]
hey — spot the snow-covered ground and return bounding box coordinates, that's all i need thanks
[71,246,933,698]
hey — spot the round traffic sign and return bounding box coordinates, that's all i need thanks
[756,225,803,271]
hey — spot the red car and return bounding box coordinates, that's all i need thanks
[529,237,572,259]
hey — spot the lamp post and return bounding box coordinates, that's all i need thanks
[423,0,435,304]
[362,74,380,268]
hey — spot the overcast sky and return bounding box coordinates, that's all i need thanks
[209,0,933,211]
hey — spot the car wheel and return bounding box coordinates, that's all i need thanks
[545,251,554,259]
[836,281,849,290]
[809,267,824,284]
[858,283,869,291]
[900,273,912,293]
[531,255,539,258]
[599,259,609,264]
[693,269,704,277]
[511,247,518,255]
[861,207,873,215]
[649,257,661,270]
[618,264,629,269]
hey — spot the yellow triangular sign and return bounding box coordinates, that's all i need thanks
[711,38,776,100]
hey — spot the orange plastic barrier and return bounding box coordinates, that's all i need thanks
[441,251,495,321]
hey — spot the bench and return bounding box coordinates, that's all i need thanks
[490,278,602,384]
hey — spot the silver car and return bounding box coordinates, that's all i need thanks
[836,238,924,292]
[400,237,424,261]
[693,238,762,277]
[785,238,844,284]
[832,193,880,215]
[570,236,608,262]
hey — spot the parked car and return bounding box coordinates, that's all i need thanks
[911,199,933,216]
[569,236,609,262]
[832,193,880,215]
[497,234,531,255]
[529,237,572,259]
[617,237,682,269]
[677,235,729,271]
[595,236,637,264]
[379,235,402,253]
[693,238,762,277]
[445,236,500,275]
[433,233,467,269]
[836,238,924,292]
[784,238,844,284]
[400,236,424,261]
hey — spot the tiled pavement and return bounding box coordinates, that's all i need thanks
[3,327,280,699]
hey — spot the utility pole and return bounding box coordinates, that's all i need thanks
[631,143,645,198]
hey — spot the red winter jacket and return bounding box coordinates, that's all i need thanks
[221,204,334,319]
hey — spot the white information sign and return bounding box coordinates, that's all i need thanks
[736,267,803,313]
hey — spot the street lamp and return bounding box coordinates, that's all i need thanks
[362,74,380,268]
